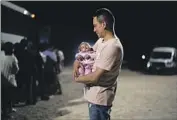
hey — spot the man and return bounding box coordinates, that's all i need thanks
[17,39,37,105]
[37,49,50,100]
[57,50,65,72]
[42,45,58,95]
[1,42,19,118]
[54,49,64,95]
[73,8,124,120]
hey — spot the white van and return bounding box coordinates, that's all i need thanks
[146,47,177,73]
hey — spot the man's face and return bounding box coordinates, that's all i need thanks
[93,17,105,38]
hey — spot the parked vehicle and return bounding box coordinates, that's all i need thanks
[146,47,177,74]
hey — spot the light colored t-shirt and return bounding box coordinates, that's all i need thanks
[57,50,64,61]
[1,52,19,87]
[84,37,124,106]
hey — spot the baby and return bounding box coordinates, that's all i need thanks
[75,42,97,97]
[75,42,96,76]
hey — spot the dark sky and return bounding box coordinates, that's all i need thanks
[4,1,177,64]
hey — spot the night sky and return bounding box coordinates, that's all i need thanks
[3,1,177,65]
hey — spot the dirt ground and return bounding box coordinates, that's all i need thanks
[7,66,177,120]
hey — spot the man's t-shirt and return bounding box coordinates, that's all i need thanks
[1,53,19,87]
[84,37,124,106]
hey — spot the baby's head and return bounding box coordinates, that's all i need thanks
[78,42,91,53]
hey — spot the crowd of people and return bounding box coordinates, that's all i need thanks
[1,39,64,119]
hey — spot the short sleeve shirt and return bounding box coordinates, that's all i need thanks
[84,37,124,106]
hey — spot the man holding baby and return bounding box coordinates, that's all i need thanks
[73,8,124,120]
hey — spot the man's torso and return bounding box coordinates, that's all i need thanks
[85,37,124,106]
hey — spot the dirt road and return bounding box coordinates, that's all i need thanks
[9,67,177,120]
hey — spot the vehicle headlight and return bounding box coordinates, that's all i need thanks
[147,62,151,68]
[166,62,174,67]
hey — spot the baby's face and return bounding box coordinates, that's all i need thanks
[80,44,90,52]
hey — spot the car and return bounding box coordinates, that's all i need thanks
[146,47,177,74]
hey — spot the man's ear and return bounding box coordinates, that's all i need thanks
[102,21,106,29]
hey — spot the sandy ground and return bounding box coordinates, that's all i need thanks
[54,67,177,120]
[8,66,177,120]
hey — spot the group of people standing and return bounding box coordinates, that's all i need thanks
[1,39,64,119]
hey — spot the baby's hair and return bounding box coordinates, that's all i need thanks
[78,42,91,52]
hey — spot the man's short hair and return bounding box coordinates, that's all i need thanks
[3,42,13,55]
[93,8,115,33]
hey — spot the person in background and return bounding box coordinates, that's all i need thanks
[1,42,19,118]
[43,45,58,95]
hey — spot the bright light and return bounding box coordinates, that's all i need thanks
[23,10,28,15]
[142,55,145,59]
[147,62,151,68]
[31,14,35,18]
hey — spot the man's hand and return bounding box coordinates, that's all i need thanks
[73,60,80,79]
[74,66,106,84]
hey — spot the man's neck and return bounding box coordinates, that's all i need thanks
[103,31,115,41]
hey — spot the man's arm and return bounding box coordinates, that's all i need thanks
[73,60,80,78]
[75,44,121,85]
[75,66,106,84]
[12,56,19,74]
